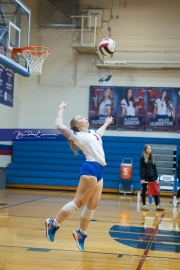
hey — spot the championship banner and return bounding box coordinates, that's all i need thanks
[88,86,118,130]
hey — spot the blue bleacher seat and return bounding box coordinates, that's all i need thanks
[6,136,180,192]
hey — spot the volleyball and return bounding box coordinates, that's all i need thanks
[98,38,116,56]
[166,109,174,117]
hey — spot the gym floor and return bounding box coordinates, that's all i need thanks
[0,188,179,270]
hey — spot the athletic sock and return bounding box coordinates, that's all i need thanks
[80,228,87,235]
[53,219,60,227]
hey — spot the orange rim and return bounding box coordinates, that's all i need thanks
[12,46,51,58]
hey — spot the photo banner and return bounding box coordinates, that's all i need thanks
[117,87,146,131]
[0,64,14,107]
[146,88,177,132]
[89,86,119,130]
[88,86,180,132]
[176,89,180,132]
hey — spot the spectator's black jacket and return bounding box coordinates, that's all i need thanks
[140,155,158,180]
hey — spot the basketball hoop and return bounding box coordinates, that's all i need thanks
[12,46,51,76]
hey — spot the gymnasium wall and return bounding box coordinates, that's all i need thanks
[1,0,180,134]
[0,75,21,167]
[18,0,180,138]
[6,135,179,192]
[1,0,180,168]
[0,75,21,128]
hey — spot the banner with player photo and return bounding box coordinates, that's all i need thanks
[175,89,180,132]
[146,88,177,132]
[88,86,180,132]
[116,87,146,131]
[88,86,119,130]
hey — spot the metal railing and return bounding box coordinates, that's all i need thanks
[104,37,180,65]
[71,15,180,67]
[71,15,105,49]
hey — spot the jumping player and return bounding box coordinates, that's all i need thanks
[45,101,113,252]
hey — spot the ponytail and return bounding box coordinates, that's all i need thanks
[68,140,79,155]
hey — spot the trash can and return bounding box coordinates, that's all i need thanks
[0,167,7,189]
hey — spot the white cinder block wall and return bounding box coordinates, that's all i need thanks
[1,0,180,140]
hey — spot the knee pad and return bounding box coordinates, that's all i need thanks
[81,206,95,220]
[62,201,78,215]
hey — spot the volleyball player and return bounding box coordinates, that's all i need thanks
[45,101,113,252]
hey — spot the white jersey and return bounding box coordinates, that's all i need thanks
[154,99,171,115]
[68,129,106,166]
[99,99,112,116]
[121,99,135,116]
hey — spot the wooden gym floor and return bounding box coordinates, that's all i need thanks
[0,188,180,270]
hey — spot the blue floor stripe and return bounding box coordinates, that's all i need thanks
[27,248,51,252]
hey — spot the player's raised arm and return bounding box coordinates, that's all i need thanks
[55,101,71,139]
[96,116,113,137]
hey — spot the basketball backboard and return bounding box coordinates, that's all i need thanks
[0,0,31,77]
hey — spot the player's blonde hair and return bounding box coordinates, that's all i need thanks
[142,144,155,164]
[68,116,80,155]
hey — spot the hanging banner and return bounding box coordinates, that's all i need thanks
[88,86,180,132]
[116,87,146,131]
[146,88,176,132]
[0,65,14,107]
[88,86,119,130]
[0,64,6,105]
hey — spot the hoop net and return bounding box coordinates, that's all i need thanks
[13,46,51,76]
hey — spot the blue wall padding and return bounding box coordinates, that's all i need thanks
[6,136,180,191]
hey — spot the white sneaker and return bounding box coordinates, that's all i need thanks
[173,198,178,207]
[142,205,149,211]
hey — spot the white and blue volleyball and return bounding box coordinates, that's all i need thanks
[98,38,116,56]
[166,109,174,117]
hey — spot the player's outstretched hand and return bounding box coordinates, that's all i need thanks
[106,116,113,125]
[59,101,69,109]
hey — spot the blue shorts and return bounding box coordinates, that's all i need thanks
[79,161,104,181]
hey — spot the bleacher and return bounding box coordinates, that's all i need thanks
[6,136,180,193]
